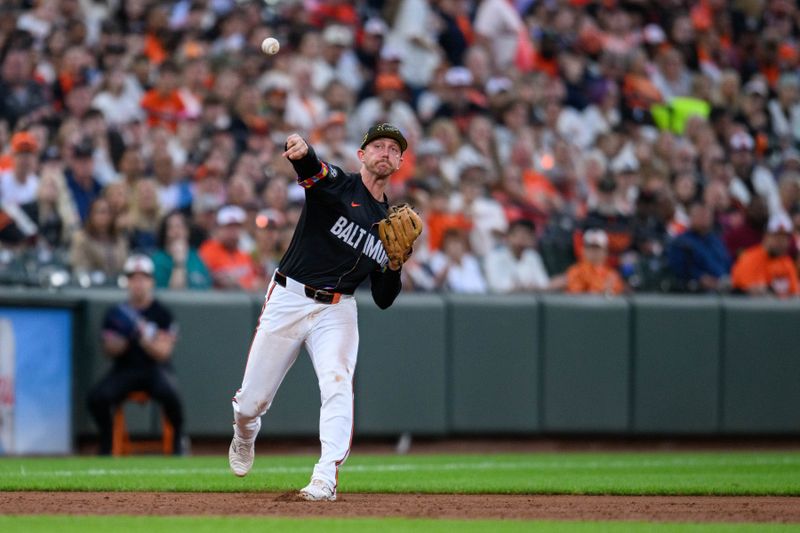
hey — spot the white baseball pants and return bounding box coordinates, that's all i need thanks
[232,277,358,489]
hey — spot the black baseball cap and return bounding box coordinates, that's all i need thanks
[73,139,94,158]
[360,123,408,153]
[598,176,617,193]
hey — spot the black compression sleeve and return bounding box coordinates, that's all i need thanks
[370,268,402,309]
[288,142,323,178]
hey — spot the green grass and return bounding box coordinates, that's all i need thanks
[1,451,800,495]
[0,517,798,533]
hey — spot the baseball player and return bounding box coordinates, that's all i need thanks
[228,123,422,501]
[87,254,185,455]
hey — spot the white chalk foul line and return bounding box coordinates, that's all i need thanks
[2,455,800,479]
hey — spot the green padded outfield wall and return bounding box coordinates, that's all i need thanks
[158,291,255,436]
[4,289,800,439]
[447,294,539,433]
[632,295,721,434]
[541,295,631,432]
[354,293,447,435]
[722,298,800,433]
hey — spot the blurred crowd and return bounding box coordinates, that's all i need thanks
[2,0,800,297]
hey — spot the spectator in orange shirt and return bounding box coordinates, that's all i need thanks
[731,213,799,297]
[425,185,471,252]
[566,229,625,295]
[140,61,186,133]
[199,205,262,291]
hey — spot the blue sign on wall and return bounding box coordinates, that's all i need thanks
[0,308,72,455]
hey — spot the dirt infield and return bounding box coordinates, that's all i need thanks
[2,492,800,523]
[45,438,800,522]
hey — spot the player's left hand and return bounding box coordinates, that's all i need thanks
[378,204,423,271]
[283,134,309,160]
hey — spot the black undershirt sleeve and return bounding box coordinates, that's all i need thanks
[288,143,322,178]
[369,268,402,310]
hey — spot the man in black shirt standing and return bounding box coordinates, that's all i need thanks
[87,254,184,455]
[229,123,418,501]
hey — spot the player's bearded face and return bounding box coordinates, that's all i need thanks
[361,140,402,178]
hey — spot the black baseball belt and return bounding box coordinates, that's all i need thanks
[274,271,343,304]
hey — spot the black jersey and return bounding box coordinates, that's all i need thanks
[103,299,175,369]
[279,145,402,303]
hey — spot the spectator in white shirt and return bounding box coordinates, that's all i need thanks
[449,166,508,257]
[92,66,144,127]
[0,131,40,207]
[429,228,488,294]
[485,219,550,293]
[650,47,693,101]
[284,60,328,135]
[768,73,800,143]
[313,25,363,93]
[473,0,525,71]
[389,0,441,87]
[728,131,783,217]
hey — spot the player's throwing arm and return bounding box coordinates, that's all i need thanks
[283,134,309,160]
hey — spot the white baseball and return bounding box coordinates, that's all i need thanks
[261,37,280,55]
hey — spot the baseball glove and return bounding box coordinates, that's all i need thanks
[378,204,423,270]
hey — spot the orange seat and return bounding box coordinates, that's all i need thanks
[112,391,174,456]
